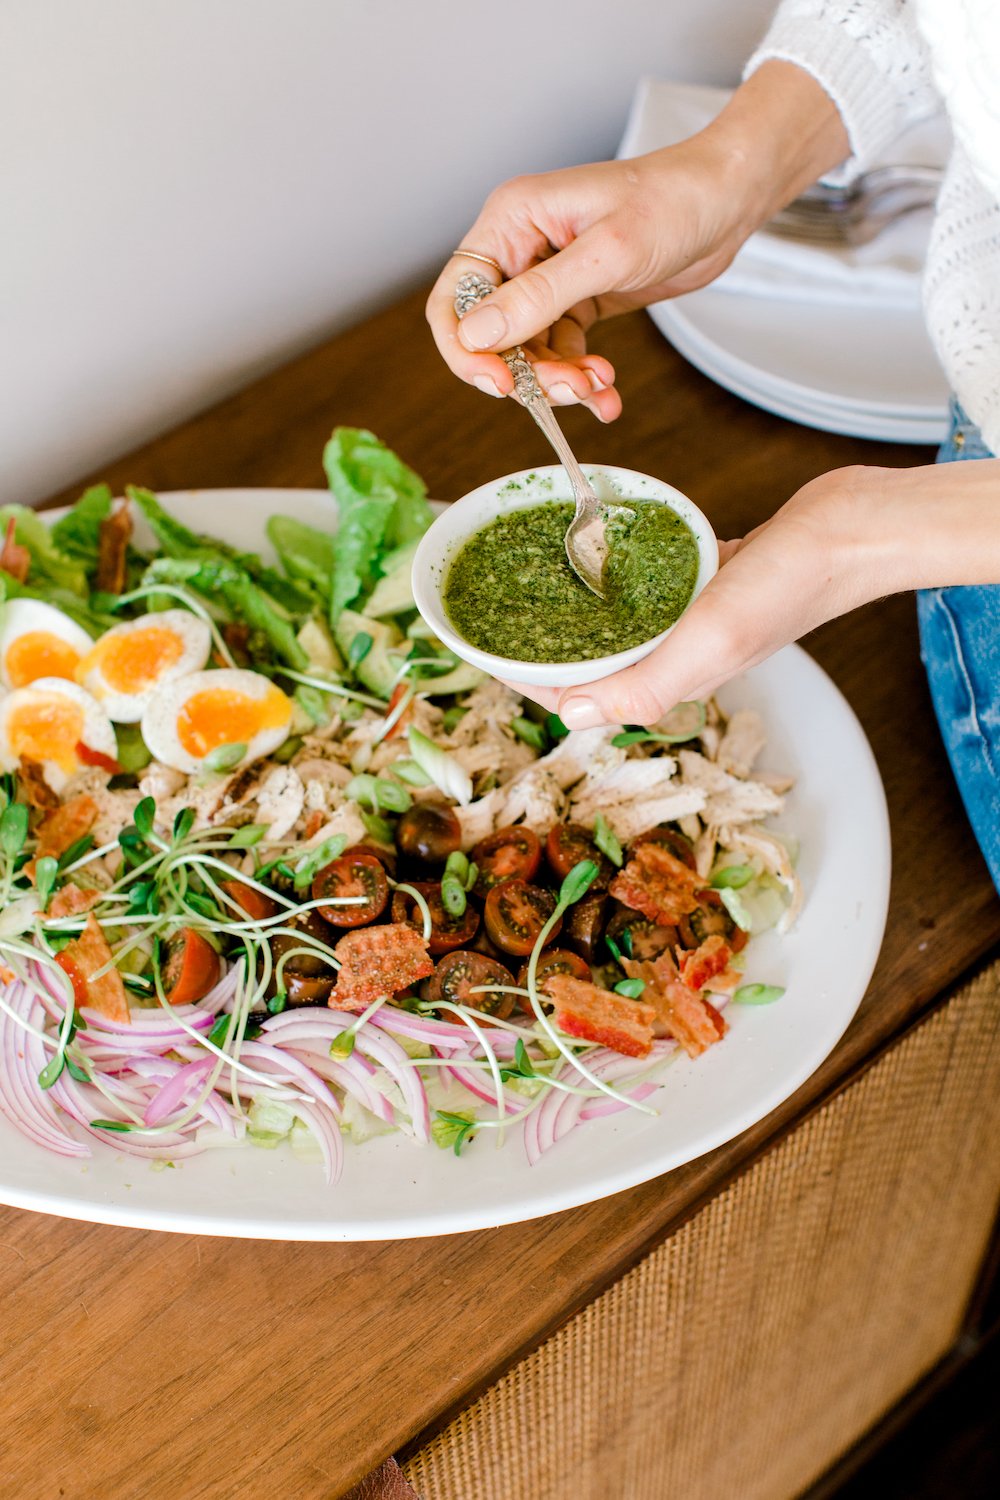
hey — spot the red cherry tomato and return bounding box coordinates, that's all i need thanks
[545,823,614,889]
[678,890,748,953]
[162,928,221,1005]
[630,824,697,870]
[312,852,389,928]
[395,804,462,865]
[472,826,541,895]
[391,882,480,955]
[484,878,561,957]
[219,878,280,923]
[420,950,515,1020]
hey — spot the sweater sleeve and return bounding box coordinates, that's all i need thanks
[744,0,940,173]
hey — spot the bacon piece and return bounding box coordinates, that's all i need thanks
[542,973,655,1059]
[303,808,326,841]
[75,742,122,775]
[56,912,130,1025]
[32,794,98,877]
[677,934,732,991]
[18,759,60,811]
[221,622,252,667]
[383,682,415,740]
[94,498,132,594]
[48,884,100,919]
[330,923,433,1010]
[0,516,30,583]
[623,953,726,1058]
[610,842,703,926]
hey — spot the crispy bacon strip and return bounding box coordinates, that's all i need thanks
[48,884,100,919]
[18,758,59,811]
[542,973,655,1059]
[0,516,30,583]
[330,923,433,1011]
[56,913,130,1025]
[94,497,132,594]
[35,794,98,860]
[610,842,703,926]
[677,934,732,991]
[623,953,726,1058]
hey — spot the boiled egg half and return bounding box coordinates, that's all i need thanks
[0,678,118,792]
[0,600,94,691]
[141,669,292,774]
[76,610,212,723]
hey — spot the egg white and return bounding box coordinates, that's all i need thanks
[0,600,94,690]
[0,678,118,792]
[77,609,212,723]
[140,668,292,774]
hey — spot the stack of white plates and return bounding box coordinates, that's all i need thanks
[619,81,951,445]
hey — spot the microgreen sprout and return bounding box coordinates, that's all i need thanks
[614,978,646,999]
[710,863,755,890]
[511,716,547,752]
[347,632,373,669]
[611,702,706,748]
[546,713,569,741]
[433,1110,477,1156]
[33,856,59,910]
[592,812,623,868]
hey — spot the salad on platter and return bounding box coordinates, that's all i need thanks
[0,430,801,1185]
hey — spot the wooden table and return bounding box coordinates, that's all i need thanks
[2,289,998,1500]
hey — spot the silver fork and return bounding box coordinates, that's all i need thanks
[764,164,943,247]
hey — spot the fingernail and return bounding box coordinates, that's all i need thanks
[473,374,504,398]
[585,370,607,392]
[560,696,601,730]
[459,304,507,350]
[547,382,578,405]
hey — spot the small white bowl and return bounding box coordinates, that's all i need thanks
[412,464,718,689]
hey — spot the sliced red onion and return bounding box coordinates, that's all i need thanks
[446,1064,524,1116]
[0,981,89,1157]
[143,1057,216,1128]
[580,1081,659,1120]
[284,1046,394,1125]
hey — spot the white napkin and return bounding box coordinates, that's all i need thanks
[617,79,951,311]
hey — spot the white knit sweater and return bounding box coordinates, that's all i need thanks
[745,0,1000,452]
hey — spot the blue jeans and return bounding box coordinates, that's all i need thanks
[917,401,1000,893]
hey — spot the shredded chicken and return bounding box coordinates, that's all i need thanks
[716,710,767,780]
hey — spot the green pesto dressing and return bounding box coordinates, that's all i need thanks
[443,500,699,663]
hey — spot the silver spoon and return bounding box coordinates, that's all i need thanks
[454,271,621,598]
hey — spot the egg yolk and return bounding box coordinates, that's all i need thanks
[177,685,290,759]
[6,632,83,688]
[81,626,184,694]
[7,694,85,774]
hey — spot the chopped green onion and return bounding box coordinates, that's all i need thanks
[391,758,433,787]
[407,726,472,807]
[511,716,546,751]
[605,933,624,965]
[614,978,646,999]
[592,812,623,868]
[719,887,752,932]
[546,713,569,741]
[441,706,467,733]
[440,875,467,917]
[372,777,412,815]
[361,810,394,845]
[710,863,755,890]
[733,983,785,1006]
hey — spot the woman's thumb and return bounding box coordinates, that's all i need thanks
[457,232,606,354]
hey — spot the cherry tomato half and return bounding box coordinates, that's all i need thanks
[267,907,338,1005]
[630,824,697,870]
[341,842,397,879]
[391,882,480,955]
[420,950,515,1020]
[678,890,748,953]
[484,878,561,957]
[605,902,678,963]
[545,823,614,890]
[312,852,389,928]
[395,804,462,865]
[162,928,221,1005]
[563,893,608,964]
[472,826,541,896]
[219,878,280,924]
[516,948,590,1014]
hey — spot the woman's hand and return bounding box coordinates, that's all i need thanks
[509,460,1000,728]
[426,62,850,418]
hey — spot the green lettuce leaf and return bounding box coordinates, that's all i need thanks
[49,484,113,565]
[266,516,335,601]
[323,427,432,620]
[0,505,88,595]
[140,557,307,670]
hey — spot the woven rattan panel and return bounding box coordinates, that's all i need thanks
[404,961,1000,1500]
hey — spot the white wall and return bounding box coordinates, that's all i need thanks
[3,0,775,504]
